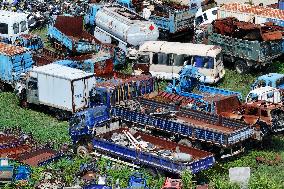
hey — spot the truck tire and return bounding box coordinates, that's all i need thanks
[77,146,90,158]
[0,82,5,92]
[178,139,192,148]
[235,60,249,74]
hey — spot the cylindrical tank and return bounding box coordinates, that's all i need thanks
[95,6,159,46]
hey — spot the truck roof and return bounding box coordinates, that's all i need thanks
[249,86,278,95]
[0,42,28,56]
[0,10,27,22]
[220,3,284,20]
[256,73,284,82]
[31,64,95,81]
[139,41,222,57]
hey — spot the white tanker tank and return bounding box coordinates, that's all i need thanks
[94,5,159,47]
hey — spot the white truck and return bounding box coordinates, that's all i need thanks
[0,10,29,43]
[18,64,96,120]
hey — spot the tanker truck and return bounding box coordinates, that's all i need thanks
[84,4,159,56]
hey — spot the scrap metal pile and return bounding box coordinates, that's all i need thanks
[212,17,283,41]
[0,0,90,29]
[0,127,64,167]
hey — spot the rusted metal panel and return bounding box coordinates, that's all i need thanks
[213,17,283,41]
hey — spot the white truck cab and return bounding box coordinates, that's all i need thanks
[0,10,29,43]
[194,7,218,28]
[246,86,282,103]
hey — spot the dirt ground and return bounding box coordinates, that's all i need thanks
[215,0,278,6]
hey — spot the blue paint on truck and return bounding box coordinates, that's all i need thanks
[0,43,34,85]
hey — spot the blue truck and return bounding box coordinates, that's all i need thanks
[47,15,99,55]
[48,15,125,66]
[0,42,34,91]
[70,115,215,174]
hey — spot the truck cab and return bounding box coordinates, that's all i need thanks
[252,73,284,90]
[194,7,218,28]
[246,86,282,103]
[0,10,29,43]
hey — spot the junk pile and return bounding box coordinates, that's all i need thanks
[0,127,64,167]
[212,17,283,41]
[110,129,193,163]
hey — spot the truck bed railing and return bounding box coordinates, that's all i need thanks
[111,106,253,147]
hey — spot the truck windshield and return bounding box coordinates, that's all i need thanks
[192,56,214,69]
[138,54,150,64]
[276,77,284,87]
[0,23,8,34]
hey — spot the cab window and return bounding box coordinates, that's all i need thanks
[276,77,284,88]
[28,78,38,90]
[0,23,8,34]
[195,16,203,26]
[20,21,27,32]
[193,56,214,69]
[13,23,19,34]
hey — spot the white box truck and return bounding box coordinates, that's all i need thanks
[20,64,96,120]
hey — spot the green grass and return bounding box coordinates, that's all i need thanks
[0,92,69,148]
[1,27,284,188]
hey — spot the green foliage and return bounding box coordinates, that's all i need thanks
[181,170,195,189]
[210,177,240,189]
[0,92,69,147]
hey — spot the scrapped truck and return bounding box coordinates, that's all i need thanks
[84,4,159,54]
[131,41,225,83]
[17,64,96,120]
[0,10,29,43]
[70,122,215,174]
[139,88,284,139]
[195,18,283,73]
[116,0,216,39]
[0,128,65,167]
[48,15,125,66]
[0,10,43,51]
[48,15,99,54]
[0,42,34,92]
[111,105,253,158]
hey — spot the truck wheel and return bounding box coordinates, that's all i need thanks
[178,139,192,148]
[0,82,5,92]
[235,60,249,74]
[77,146,90,158]
[20,100,29,108]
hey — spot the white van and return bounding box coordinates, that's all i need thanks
[246,86,282,103]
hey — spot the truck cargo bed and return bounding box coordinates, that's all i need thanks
[111,106,253,147]
[93,128,215,174]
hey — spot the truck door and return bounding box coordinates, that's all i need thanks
[26,77,39,104]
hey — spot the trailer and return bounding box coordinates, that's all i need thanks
[0,42,34,91]
[71,127,215,174]
[18,64,96,119]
